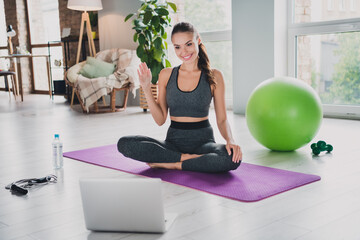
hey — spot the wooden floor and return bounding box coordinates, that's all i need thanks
[0,93,359,240]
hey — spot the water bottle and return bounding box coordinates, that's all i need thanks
[52,134,63,169]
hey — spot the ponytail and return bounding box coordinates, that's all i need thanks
[171,22,217,88]
[198,43,216,88]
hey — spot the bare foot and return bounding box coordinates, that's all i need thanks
[147,162,182,170]
[180,153,203,162]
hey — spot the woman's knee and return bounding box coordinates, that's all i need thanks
[225,154,242,171]
[231,159,241,170]
[117,135,137,156]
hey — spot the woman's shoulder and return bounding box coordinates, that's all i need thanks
[158,67,176,87]
[211,68,223,77]
[211,68,225,84]
[160,67,174,76]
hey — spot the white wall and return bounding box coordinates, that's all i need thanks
[274,0,288,77]
[98,0,139,51]
[232,0,287,114]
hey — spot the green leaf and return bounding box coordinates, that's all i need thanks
[153,67,162,79]
[155,8,169,16]
[167,2,177,12]
[145,30,152,42]
[133,33,138,42]
[151,16,160,27]
[153,48,163,62]
[140,3,148,11]
[162,31,167,39]
[154,37,162,49]
[165,59,171,68]
[141,54,148,63]
[150,61,162,84]
[134,19,146,28]
[134,20,147,30]
[138,34,146,46]
[164,41,168,50]
[151,76,158,84]
[136,45,145,59]
[159,26,164,36]
[124,13,134,22]
[143,11,152,25]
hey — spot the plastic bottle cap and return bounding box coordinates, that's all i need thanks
[54,134,59,139]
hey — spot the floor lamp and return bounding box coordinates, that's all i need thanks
[67,0,103,108]
[67,0,103,64]
[7,25,16,55]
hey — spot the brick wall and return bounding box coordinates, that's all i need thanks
[4,0,32,93]
[4,0,18,47]
[16,0,31,92]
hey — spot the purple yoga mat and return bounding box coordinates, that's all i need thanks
[64,144,320,202]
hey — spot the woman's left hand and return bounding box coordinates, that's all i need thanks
[226,141,242,163]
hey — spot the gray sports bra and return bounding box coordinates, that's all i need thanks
[166,65,212,118]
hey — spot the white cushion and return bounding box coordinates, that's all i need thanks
[67,61,86,84]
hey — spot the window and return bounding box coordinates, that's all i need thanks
[0,0,8,88]
[27,0,61,44]
[339,0,346,11]
[169,0,232,107]
[296,32,360,105]
[350,0,356,11]
[27,0,62,92]
[327,0,334,11]
[0,0,6,47]
[294,0,360,23]
[289,0,360,118]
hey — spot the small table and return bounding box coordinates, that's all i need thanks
[0,54,52,101]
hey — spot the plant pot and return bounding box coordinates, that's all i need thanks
[140,84,158,112]
[91,31,97,39]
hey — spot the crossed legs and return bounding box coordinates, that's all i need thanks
[117,135,241,173]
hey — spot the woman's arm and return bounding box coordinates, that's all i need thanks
[138,62,170,126]
[213,69,242,163]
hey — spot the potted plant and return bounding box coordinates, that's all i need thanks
[125,0,177,110]
[89,11,98,39]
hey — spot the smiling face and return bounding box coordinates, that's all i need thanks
[171,32,200,64]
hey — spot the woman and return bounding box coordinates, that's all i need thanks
[117,22,242,173]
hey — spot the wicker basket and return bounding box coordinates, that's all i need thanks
[140,84,158,111]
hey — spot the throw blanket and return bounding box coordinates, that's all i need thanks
[75,49,140,112]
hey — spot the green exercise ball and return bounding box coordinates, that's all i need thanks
[246,77,323,151]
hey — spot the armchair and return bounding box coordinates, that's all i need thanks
[65,48,140,113]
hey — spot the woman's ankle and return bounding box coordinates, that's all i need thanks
[180,153,202,162]
[147,162,182,170]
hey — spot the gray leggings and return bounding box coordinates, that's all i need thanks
[117,120,241,173]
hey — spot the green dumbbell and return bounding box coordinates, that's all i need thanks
[311,140,333,155]
[316,140,326,150]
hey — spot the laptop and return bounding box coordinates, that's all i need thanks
[79,177,177,233]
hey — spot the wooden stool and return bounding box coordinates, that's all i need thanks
[0,71,17,100]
